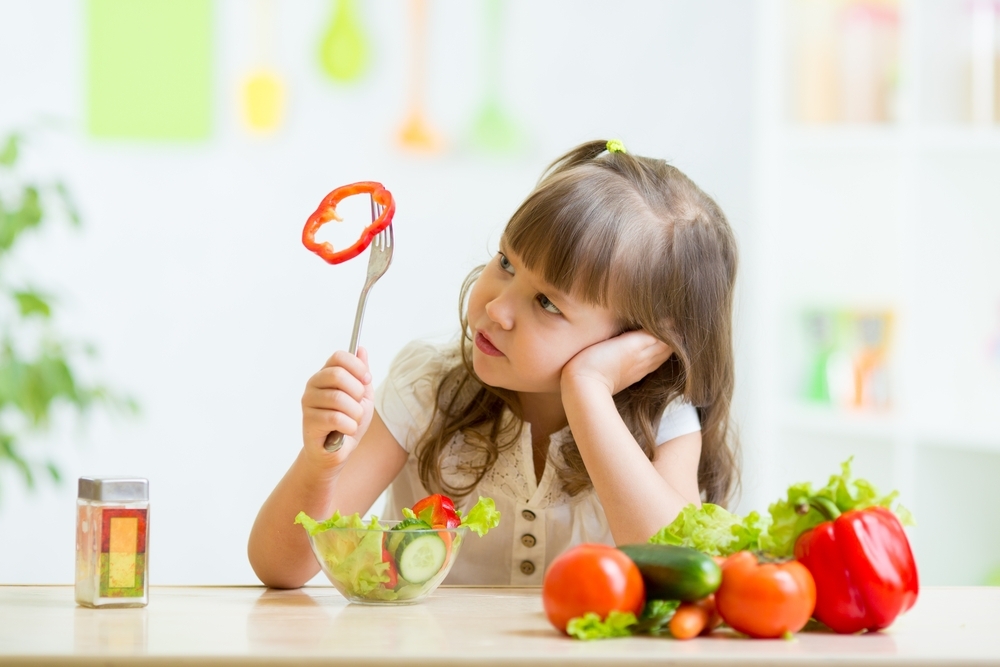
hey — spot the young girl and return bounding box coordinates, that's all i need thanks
[249,139,739,589]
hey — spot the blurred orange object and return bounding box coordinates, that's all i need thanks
[397,0,445,153]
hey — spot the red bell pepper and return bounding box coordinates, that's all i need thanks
[411,493,461,529]
[794,497,919,634]
[381,537,398,589]
[302,181,395,265]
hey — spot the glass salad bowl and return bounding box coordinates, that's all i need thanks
[305,521,468,604]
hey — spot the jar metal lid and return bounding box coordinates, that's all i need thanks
[78,477,148,502]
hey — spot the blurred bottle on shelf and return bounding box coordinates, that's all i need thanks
[840,1,900,123]
[793,0,841,123]
[967,0,1000,124]
[798,306,894,411]
[802,310,838,403]
[789,0,900,124]
[853,311,893,409]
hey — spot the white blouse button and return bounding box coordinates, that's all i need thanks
[520,534,536,548]
[519,560,536,575]
[521,509,536,521]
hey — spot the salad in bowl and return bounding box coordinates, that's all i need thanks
[295,494,500,604]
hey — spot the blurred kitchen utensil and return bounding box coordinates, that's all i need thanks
[242,0,284,133]
[469,0,522,153]
[319,0,369,83]
[397,0,445,152]
[324,199,394,452]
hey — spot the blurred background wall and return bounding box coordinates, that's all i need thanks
[1,0,998,587]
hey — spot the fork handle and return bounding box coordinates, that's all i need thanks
[323,431,346,452]
[323,285,373,452]
[324,199,385,453]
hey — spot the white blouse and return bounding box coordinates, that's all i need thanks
[374,341,701,586]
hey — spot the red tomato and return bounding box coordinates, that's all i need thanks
[380,538,398,589]
[542,543,645,634]
[714,551,816,639]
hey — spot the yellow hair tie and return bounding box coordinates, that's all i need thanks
[606,139,627,154]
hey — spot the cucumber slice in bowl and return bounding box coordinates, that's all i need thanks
[396,532,447,584]
[386,517,432,557]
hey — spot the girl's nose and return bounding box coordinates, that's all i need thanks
[484,295,514,330]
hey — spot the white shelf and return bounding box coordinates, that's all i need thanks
[917,127,1000,152]
[915,425,1000,454]
[780,125,1000,153]
[781,125,904,152]
[780,402,899,440]
[779,402,1000,453]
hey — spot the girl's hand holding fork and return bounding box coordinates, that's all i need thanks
[301,347,375,471]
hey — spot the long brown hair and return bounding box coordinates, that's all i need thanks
[414,140,740,506]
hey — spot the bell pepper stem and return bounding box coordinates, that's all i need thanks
[808,496,842,521]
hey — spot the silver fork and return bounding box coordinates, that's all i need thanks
[323,197,394,452]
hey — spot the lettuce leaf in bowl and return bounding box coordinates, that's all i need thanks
[294,511,394,598]
[457,496,501,536]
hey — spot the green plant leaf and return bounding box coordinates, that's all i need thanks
[13,291,52,318]
[54,182,81,226]
[0,129,136,501]
[0,435,34,489]
[0,186,43,251]
[0,134,19,167]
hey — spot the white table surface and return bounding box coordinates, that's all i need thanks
[1,585,999,666]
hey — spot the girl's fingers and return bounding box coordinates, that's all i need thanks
[306,388,366,422]
[320,349,372,385]
[305,407,362,436]
[311,365,367,399]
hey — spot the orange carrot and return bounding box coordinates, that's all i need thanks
[669,602,710,640]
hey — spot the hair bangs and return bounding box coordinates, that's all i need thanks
[503,167,654,312]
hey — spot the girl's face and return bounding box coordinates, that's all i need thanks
[467,242,619,396]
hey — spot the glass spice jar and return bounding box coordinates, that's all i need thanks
[75,477,149,608]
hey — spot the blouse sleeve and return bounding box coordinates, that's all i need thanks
[374,340,451,453]
[655,398,701,445]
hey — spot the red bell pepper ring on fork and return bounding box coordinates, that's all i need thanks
[302,181,395,264]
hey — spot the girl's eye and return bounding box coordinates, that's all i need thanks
[498,253,514,274]
[537,294,562,314]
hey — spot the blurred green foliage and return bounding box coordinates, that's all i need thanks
[0,131,135,498]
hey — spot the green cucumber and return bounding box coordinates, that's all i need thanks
[617,543,721,602]
[387,518,433,556]
[395,533,447,584]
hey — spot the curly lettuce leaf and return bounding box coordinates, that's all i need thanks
[566,611,638,640]
[330,529,394,596]
[649,503,767,556]
[458,496,501,536]
[294,510,382,536]
[294,511,394,598]
[761,457,914,557]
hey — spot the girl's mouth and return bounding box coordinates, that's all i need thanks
[475,332,504,357]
